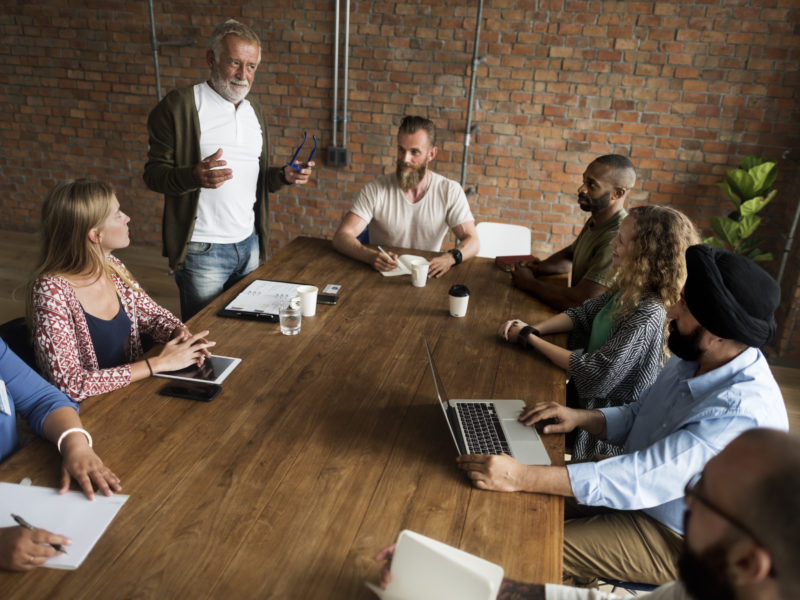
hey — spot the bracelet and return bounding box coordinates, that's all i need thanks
[145,358,154,376]
[56,427,93,454]
[517,325,540,348]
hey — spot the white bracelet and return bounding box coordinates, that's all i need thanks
[56,427,93,454]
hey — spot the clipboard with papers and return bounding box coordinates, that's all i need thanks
[217,279,305,322]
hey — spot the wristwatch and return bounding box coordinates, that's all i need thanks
[517,325,540,348]
[447,248,463,265]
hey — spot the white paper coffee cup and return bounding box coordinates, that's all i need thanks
[411,260,429,287]
[296,285,318,317]
[448,284,470,317]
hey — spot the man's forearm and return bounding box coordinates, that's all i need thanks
[577,409,607,439]
[521,278,587,311]
[332,231,375,265]
[519,465,573,496]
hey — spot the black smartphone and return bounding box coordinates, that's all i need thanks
[158,382,221,402]
[317,294,339,305]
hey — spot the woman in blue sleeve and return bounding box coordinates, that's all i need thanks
[0,338,121,571]
[498,205,699,459]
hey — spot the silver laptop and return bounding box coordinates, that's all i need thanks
[425,340,551,466]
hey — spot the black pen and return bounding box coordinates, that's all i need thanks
[11,514,67,554]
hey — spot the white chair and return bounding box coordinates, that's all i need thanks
[475,222,531,258]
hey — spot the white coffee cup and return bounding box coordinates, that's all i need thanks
[411,260,429,287]
[448,284,470,317]
[296,285,318,317]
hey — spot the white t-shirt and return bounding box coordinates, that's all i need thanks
[192,83,262,244]
[350,172,474,251]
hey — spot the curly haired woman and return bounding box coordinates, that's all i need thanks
[29,179,214,402]
[498,205,700,459]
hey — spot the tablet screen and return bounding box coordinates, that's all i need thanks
[154,355,241,385]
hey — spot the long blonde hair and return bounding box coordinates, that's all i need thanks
[27,179,140,322]
[610,205,700,315]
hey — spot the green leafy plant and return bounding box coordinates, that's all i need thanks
[703,155,776,261]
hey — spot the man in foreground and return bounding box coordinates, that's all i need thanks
[379,428,800,600]
[332,115,479,278]
[458,245,788,585]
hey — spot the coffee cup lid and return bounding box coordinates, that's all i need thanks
[448,284,470,297]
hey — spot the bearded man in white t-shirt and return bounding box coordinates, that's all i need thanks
[144,19,314,321]
[332,116,479,278]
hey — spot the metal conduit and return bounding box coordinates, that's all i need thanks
[460,0,485,192]
[332,0,340,147]
[147,0,193,101]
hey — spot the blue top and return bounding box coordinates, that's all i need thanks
[83,296,131,369]
[567,347,788,533]
[0,338,77,462]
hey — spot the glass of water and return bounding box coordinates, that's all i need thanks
[279,298,302,335]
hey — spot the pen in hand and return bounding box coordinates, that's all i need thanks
[11,514,67,554]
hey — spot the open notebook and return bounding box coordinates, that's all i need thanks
[366,530,504,600]
[381,255,429,277]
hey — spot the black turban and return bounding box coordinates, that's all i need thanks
[684,244,780,347]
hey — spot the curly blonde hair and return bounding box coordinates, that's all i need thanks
[610,205,700,315]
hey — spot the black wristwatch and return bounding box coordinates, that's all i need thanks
[447,248,463,266]
[517,325,540,348]
[279,166,293,185]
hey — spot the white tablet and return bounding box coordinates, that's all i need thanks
[154,355,241,385]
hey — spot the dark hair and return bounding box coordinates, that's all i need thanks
[593,154,636,188]
[398,115,436,147]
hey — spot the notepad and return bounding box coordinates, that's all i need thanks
[0,483,129,570]
[381,255,429,277]
[365,530,504,600]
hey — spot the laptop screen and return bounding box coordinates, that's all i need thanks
[424,340,462,453]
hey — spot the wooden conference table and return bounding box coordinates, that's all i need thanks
[1,236,565,599]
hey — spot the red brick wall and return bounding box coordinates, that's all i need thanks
[2,0,799,354]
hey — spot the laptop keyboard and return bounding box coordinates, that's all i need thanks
[457,403,511,455]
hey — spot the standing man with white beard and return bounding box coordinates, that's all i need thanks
[332,115,479,278]
[144,19,314,321]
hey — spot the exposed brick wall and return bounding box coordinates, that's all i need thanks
[2,0,799,355]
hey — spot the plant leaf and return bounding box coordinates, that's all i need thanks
[716,181,741,206]
[711,217,741,246]
[738,214,761,239]
[747,161,777,196]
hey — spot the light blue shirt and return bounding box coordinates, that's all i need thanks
[567,347,788,533]
[0,338,77,462]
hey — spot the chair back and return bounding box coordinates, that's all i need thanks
[475,222,531,258]
[0,317,38,372]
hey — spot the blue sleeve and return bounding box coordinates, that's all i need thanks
[567,413,759,511]
[0,338,77,435]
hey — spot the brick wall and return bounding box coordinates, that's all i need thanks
[2,0,799,355]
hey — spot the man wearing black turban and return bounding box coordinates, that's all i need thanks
[457,245,789,587]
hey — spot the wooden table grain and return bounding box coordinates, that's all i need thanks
[0,237,565,599]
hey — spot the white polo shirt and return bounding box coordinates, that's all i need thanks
[192,82,262,244]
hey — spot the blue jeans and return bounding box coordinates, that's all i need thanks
[174,232,260,321]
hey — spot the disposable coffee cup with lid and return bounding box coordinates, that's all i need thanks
[448,284,470,317]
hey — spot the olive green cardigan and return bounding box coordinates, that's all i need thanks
[143,86,285,270]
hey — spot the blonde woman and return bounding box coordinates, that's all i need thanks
[29,179,214,402]
[498,205,700,459]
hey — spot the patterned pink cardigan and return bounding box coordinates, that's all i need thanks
[32,256,183,402]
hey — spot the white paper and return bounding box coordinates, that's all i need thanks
[0,483,129,570]
[224,280,302,314]
[381,255,429,277]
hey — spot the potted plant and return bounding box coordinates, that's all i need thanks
[704,155,777,262]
